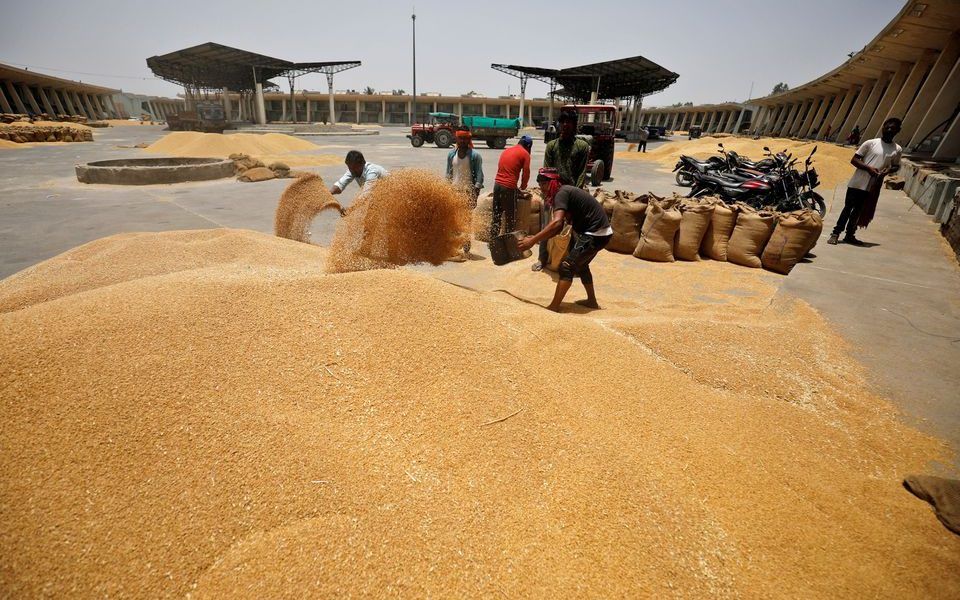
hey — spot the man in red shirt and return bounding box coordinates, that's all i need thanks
[489,135,532,241]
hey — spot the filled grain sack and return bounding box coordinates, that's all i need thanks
[633,199,682,262]
[238,166,276,183]
[473,192,495,242]
[675,200,715,261]
[727,205,777,268]
[607,200,649,254]
[547,224,572,272]
[700,199,738,261]
[516,194,532,234]
[761,210,824,274]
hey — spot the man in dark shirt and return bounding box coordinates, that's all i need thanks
[517,169,612,312]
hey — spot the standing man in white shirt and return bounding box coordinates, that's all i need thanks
[445,129,484,261]
[828,118,902,246]
[329,150,389,197]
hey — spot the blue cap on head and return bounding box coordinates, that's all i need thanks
[518,135,533,148]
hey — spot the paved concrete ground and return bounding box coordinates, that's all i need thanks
[1,126,957,459]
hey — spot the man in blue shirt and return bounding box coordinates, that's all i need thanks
[446,130,484,261]
[329,150,389,196]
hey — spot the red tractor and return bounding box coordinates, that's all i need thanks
[556,104,618,186]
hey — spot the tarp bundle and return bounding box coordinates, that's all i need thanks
[675,199,715,261]
[761,210,823,274]
[633,197,681,262]
[727,205,777,268]
[699,198,738,261]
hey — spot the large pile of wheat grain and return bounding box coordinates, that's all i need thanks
[143,131,341,167]
[327,169,471,273]
[0,229,957,598]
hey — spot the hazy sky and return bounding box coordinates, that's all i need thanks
[2,0,904,105]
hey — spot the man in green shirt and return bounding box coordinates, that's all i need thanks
[543,109,590,187]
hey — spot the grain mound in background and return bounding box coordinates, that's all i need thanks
[728,205,777,268]
[761,210,824,274]
[327,169,470,273]
[1,232,958,598]
[675,200,715,261]
[146,131,317,157]
[700,199,739,261]
[634,198,681,262]
[274,174,342,243]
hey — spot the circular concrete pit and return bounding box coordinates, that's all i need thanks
[76,157,235,185]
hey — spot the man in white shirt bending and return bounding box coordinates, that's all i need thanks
[827,117,902,246]
[330,150,389,196]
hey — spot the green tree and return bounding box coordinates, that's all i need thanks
[771,82,790,94]
[364,86,376,95]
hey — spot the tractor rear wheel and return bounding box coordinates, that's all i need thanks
[490,137,506,149]
[435,129,453,148]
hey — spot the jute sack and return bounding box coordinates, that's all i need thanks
[675,200,715,261]
[472,193,495,242]
[699,199,738,261]
[607,200,648,254]
[238,166,276,183]
[761,210,823,274]
[633,199,682,262]
[547,224,572,271]
[516,195,532,233]
[727,205,777,268]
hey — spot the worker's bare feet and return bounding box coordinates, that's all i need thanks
[575,299,600,309]
[547,304,561,313]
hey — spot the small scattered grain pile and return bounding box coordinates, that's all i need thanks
[274,174,342,243]
[327,169,470,273]
[1,229,958,597]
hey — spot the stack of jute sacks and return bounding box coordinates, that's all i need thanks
[606,192,823,275]
[0,124,93,143]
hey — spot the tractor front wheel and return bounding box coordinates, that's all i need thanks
[410,135,424,148]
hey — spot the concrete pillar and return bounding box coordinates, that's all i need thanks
[305,97,311,122]
[8,83,32,114]
[733,107,749,133]
[703,111,715,132]
[806,97,831,138]
[776,103,799,137]
[383,99,388,124]
[820,91,849,139]
[406,100,411,125]
[528,102,533,126]
[881,53,934,136]
[864,62,912,138]
[798,97,824,138]
[911,55,960,151]
[838,80,876,140]
[0,86,12,113]
[829,85,863,142]
[18,84,41,114]
[356,98,361,124]
[482,102,487,117]
[255,83,267,125]
[932,111,960,159]
[765,105,784,134]
[102,95,118,118]
[83,94,100,119]
[71,92,90,118]
[787,100,810,136]
[281,98,286,121]
[222,88,231,120]
[851,71,891,133]
[35,87,54,115]
[901,32,960,145]
[91,95,107,119]
[61,90,77,115]
[670,112,680,131]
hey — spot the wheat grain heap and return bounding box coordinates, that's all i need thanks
[143,131,341,167]
[327,169,471,273]
[0,229,958,598]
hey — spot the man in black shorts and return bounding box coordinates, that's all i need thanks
[517,169,613,312]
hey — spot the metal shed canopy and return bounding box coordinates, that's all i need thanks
[492,55,678,101]
[146,42,360,91]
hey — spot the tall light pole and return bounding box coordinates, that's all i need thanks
[411,11,417,126]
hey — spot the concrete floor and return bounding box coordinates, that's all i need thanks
[1,125,958,459]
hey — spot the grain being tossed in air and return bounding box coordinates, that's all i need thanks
[274,174,342,243]
[327,168,471,273]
